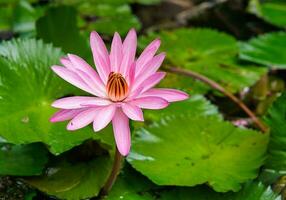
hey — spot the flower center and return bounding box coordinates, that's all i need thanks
[106,72,129,102]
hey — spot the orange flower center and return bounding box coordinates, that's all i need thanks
[106,72,129,102]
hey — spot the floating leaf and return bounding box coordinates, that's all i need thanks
[0,143,49,176]
[12,0,45,35]
[240,32,286,69]
[248,0,286,28]
[26,156,112,200]
[85,4,141,36]
[140,29,266,94]
[128,101,268,192]
[229,181,280,200]
[0,3,13,30]
[0,1,45,35]
[159,182,280,200]
[264,92,286,173]
[36,6,90,58]
[158,72,210,95]
[0,39,107,155]
[55,0,141,35]
[144,95,222,122]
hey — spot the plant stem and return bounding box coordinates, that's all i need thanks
[100,147,123,197]
[165,66,268,133]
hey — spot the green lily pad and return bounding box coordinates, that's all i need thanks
[128,103,268,192]
[159,182,280,200]
[144,95,222,122]
[36,6,90,58]
[228,181,280,200]
[0,143,49,176]
[264,92,286,172]
[0,3,13,30]
[26,156,112,200]
[55,0,141,35]
[12,0,45,35]
[0,1,45,35]
[158,72,210,95]
[0,39,108,155]
[139,28,266,94]
[240,32,286,69]
[84,3,141,36]
[248,0,286,28]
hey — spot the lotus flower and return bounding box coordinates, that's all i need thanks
[50,29,188,156]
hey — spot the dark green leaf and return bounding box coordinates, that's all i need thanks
[0,3,14,30]
[26,156,112,200]
[159,182,280,200]
[0,143,48,176]
[240,32,286,69]
[248,0,286,28]
[55,0,141,35]
[36,6,90,58]
[264,92,286,172]
[87,13,141,36]
[12,0,45,35]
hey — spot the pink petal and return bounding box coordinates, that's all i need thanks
[67,108,99,131]
[60,56,106,96]
[68,54,97,76]
[125,86,144,101]
[136,39,161,76]
[50,109,85,122]
[60,57,74,70]
[80,98,112,107]
[132,53,165,90]
[139,88,189,102]
[122,103,144,121]
[90,31,110,83]
[126,62,136,86]
[130,97,169,109]
[112,108,131,156]
[52,96,108,109]
[68,54,105,87]
[110,32,123,72]
[138,72,166,93]
[93,105,116,132]
[51,65,96,95]
[120,29,137,77]
[75,69,106,97]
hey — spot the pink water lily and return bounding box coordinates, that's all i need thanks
[50,29,189,156]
